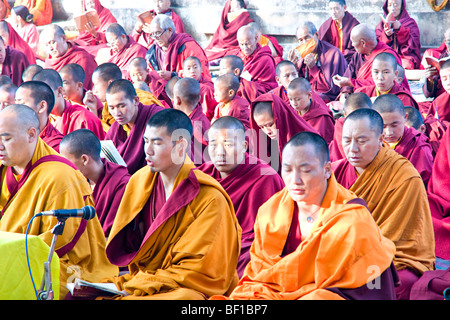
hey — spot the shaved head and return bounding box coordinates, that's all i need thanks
[60,129,101,161]
[343,92,372,116]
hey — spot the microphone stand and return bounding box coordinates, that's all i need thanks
[38,217,66,300]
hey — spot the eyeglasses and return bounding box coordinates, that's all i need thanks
[106,37,120,47]
[150,29,167,40]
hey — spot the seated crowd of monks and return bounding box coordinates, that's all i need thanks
[0,0,450,300]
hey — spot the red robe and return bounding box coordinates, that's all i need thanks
[423,91,450,154]
[198,153,284,277]
[44,42,98,90]
[189,104,211,166]
[375,0,421,70]
[214,95,250,129]
[237,77,264,105]
[1,45,29,86]
[4,20,35,64]
[93,159,130,238]
[260,34,284,65]
[51,100,106,140]
[198,77,218,121]
[318,11,360,63]
[40,122,63,153]
[204,0,254,61]
[329,117,345,162]
[104,103,164,174]
[270,86,290,106]
[107,37,148,80]
[355,81,419,110]
[421,43,448,99]
[301,92,335,144]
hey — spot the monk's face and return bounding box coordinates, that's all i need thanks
[328,1,346,21]
[218,59,240,77]
[287,88,311,115]
[387,0,402,18]
[282,143,331,205]
[92,72,109,103]
[15,87,43,114]
[379,111,406,144]
[371,59,398,94]
[276,64,298,89]
[60,71,83,102]
[342,117,384,173]
[41,30,68,58]
[84,0,95,11]
[105,32,128,54]
[237,30,258,57]
[0,39,6,65]
[350,33,366,55]
[253,110,278,140]
[149,22,173,49]
[208,127,247,178]
[183,59,202,81]
[440,67,450,95]
[0,89,15,110]
[214,80,234,104]
[106,90,139,126]
[129,65,149,83]
[154,0,171,14]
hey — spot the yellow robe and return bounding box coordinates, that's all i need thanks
[0,138,118,298]
[104,161,241,300]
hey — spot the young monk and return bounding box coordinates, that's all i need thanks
[0,104,118,299]
[0,82,16,109]
[332,108,435,300]
[287,77,335,144]
[405,106,426,134]
[199,116,284,278]
[212,73,250,129]
[372,94,433,186]
[32,69,106,140]
[104,79,164,174]
[211,131,397,300]
[22,64,42,82]
[15,80,63,153]
[272,60,299,105]
[100,108,241,300]
[60,129,130,238]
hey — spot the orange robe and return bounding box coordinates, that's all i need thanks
[0,138,118,298]
[103,162,241,299]
[212,173,396,300]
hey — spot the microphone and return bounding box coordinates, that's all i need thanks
[37,206,96,220]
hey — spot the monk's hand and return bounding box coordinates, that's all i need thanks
[288,48,299,65]
[158,70,173,81]
[424,66,438,79]
[83,91,99,116]
[142,23,153,34]
[85,21,98,38]
[134,14,144,33]
[392,20,401,30]
[332,75,352,88]
[304,53,316,69]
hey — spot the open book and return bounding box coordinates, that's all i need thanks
[424,56,450,72]
[100,140,127,167]
[74,10,101,32]
[137,10,155,25]
[67,278,126,298]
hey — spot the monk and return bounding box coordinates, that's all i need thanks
[332,108,435,300]
[204,0,254,62]
[0,35,29,86]
[32,69,106,140]
[10,5,39,56]
[287,77,335,144]
[250,93,318,173]
[355,52,419,110]
[272,60,299,106]
[318,0,360,63]
[104,79,164,174]
[199,116,284,278]
[59,129,130,238]
[100,108,241,300]
[22,64,42,82]
[41,24,98,90]
[0,20,35,64]
[288,21,347,103]
[146,14,211,82]
[15,80,63,153]
[172,77,211,166]
[182,56,217,121]
[405,106,426,134]
[227,24,278,93]
[0,104,118,298]
[105,23,148,80]
[131,0,185,50]
[375,0,421,70]
[372,94,433,186]
[212,73,250,129]
[329,92,373,162]
[0,82,16,109]
[13,0,52,26]
[211,131,397,300]
[218,54,264,104]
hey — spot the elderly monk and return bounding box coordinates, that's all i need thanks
[104,79,164,174]
[372,94,433,186]
[329,92,373,162]
[272,60,299,106]
[375,0,421,70]
[172,77,210,166]
[227,24,278,93]
[101,108,241,300]
[332,23,409,100]
[204,0,254,62]
[41,24,98,90]
[32,69,106,140]
[0,104,118,298]
[211,131,397,300]
[60,129,130,238]
[199,116,284,278]
[105,23,148,80]
[218,54,264,104]
[287,77,335,144]
[0,20,35,65]
[13,0,52,26]
[332,108,435,300]
[288,21,347,103]
[318,0,360,63]
[146,14,210,82]
[15,80,63,153]
[0,35,29,86]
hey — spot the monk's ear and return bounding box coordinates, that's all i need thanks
[419,124,426,134]
[133,95,140,106]
[38,100,48,115]
[81,154,90,166]
[323,161,332,179]
[307,91,313,100]
[275,76,281,86]
[27,127,38,142]
[234,68,241,77]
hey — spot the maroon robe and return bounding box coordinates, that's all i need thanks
[329,117,345,162]
[214,95,250,129]
[93,158,130,238]
[204,0,254,61]
[355,81,419,110]
[198,77,218,121]
[375,0,421,70]
[2,46,29,86]
[44,42,98,90]
[5,21,35,64]
[189,105,211,166]
[261,34,284,65]
[301,92,335,144]
[296,40,348,103]
[40,122,63,153]
[424,91,450,153]
[237,77,264,104]
[421,44,448,99]
[270,86,290,106]
[318,11,360,63]
[198,153,284,277]
[104,103,164,174]
[146,71,172,108]
[107,37,148,80]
